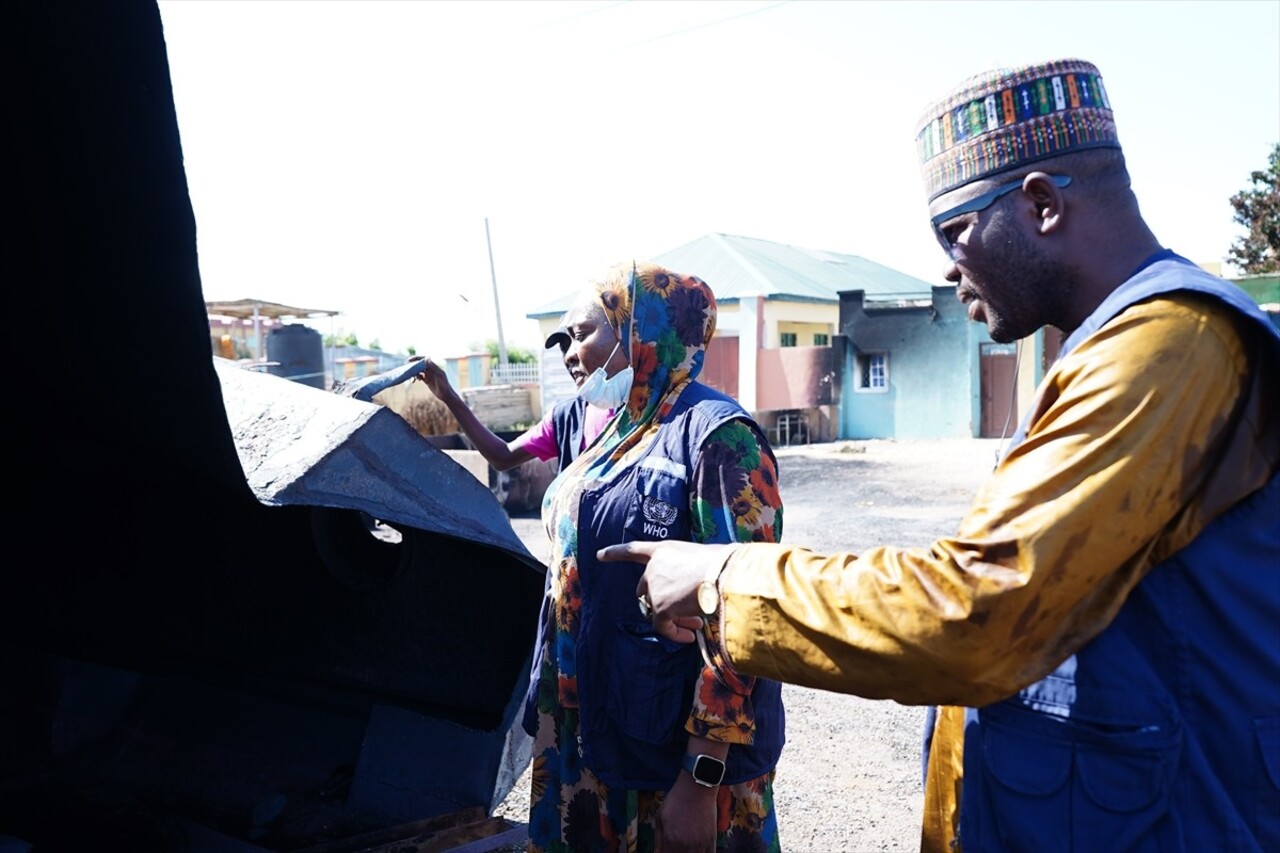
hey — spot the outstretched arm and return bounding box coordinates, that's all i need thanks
[608,299,1264,707]
[412,358,535,472]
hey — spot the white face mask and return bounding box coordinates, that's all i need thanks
[577,339,633,410]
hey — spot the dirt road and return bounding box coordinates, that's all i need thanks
[499,437,1003,852]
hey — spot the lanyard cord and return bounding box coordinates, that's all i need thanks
[995,338,1022,469]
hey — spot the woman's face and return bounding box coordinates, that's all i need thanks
[559,298,629,387]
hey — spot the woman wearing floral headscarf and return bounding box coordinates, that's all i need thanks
[522,262,785,852]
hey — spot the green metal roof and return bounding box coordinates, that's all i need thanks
[526,233,936,319]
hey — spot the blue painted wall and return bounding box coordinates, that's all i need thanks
[838,286,991,439]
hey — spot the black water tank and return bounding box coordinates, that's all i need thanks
[267,324,325,389]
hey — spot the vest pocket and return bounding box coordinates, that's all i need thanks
[622,465,689,543]
[606,621,698,745]
[976,698,1183,852]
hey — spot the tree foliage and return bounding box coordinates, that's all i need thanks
[1227,142,1280,274]
[323,332,360,347]
[474,339,537,364]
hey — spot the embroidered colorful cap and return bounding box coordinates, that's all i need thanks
[915,58,1121,201]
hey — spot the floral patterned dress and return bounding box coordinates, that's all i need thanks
[527,263,784,853]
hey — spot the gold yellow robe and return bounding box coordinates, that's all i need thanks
[710,295,1280,850]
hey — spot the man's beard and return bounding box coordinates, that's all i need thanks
[976,217,1071,343]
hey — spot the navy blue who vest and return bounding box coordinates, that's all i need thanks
[957,256,1280,852]
[524,382,786,790]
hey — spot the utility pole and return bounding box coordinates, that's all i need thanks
[484,217,508,372]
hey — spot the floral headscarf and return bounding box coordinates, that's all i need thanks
[586,261,717,468]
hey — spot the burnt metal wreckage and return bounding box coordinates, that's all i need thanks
[6,3,545,850]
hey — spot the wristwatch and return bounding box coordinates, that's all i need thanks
[697,558,723,617]
[681,752,727,787]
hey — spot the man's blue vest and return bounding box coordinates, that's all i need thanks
[523,382,786,790]
[957,256,1280,852]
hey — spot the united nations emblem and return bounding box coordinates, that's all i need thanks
[641,496,678,525]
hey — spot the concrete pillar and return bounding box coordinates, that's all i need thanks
[738,295,763,411]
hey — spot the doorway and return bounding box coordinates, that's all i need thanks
[979,342,1018,438]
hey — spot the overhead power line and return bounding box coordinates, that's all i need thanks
[518,0,631,33]
[525,1,794,69]
[620,1,792,52]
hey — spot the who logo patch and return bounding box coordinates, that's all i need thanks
[641,496,678,526]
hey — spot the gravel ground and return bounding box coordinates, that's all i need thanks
[496,437,1003,852]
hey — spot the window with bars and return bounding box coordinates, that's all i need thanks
[780,332,797,347]
[855,352,888,392]
[813,333,829,346]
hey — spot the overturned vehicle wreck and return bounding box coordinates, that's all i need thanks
[5,3,544,850]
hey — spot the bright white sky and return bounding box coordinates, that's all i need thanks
[158,0,1280,357]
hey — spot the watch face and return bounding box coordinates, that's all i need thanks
[697,580,719,616]
[690,754,726,787]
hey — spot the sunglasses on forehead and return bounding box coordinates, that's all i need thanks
[931,174,1073,256]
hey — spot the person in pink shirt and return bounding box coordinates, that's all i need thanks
[414,299,627,473]
[513,393,614,471]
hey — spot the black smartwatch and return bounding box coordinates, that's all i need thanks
[681,753,727,788]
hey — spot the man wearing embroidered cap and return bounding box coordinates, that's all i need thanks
[601,57,1280,852]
